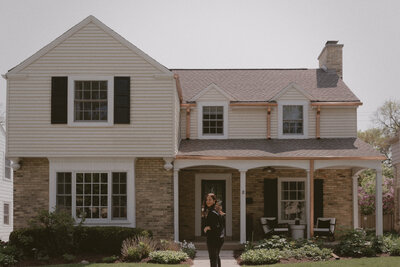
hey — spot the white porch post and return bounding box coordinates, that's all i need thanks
[376,168,383,236]
[306,169,311,239]
[353,174,359,229]
[240,169,247,244]
[174,168,179,242]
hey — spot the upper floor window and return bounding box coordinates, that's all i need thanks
[5,158,11,180]
[203,106,224,135]
[198,102,228,139]
[278,100,308,138]
[283,105,303,134]
[3,203,9,225]
[74,81,108,122]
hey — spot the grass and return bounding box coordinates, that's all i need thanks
[243,256,400,266]
[44,264,190,267]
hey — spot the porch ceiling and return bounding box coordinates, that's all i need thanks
[177,138,385,160]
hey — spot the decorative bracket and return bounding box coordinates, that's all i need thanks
[163,158,174,171]
[9,157,21,170]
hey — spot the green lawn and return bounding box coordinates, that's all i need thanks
[44,264,190,267]
[243,256,400,267]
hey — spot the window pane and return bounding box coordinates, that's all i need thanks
[112,172,127,219]
[202,106,224,135]
[74,80,108,122]
[280,180,306,221]
[56,172,72,213]
[282,105,303,134]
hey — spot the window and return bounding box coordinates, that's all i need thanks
[202,106,224,135]
[5,158,11,180]
[68,76,114,126]
[74,81,108,122]
[3,203,9,225]
[55,171,128,221]
[283,105,303,134]
[279,179,306,222]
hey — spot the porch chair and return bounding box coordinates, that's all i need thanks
[260,217,289,237]
[313,217,336,241]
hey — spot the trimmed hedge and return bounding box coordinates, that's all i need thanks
[9,226,151,257]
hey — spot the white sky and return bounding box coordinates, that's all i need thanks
[0,0,399,130]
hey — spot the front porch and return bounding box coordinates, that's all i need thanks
[173,159,384,243]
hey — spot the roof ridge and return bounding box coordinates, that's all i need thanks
[171,68,311,71]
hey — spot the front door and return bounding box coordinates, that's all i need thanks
[201,180,226,236]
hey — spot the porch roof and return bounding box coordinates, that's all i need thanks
[177,138,385,160]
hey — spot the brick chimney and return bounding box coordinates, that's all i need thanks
[318,40,344,79]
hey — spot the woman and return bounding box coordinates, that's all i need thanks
[203,193,225,267]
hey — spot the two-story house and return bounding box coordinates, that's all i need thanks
[0,122,13,241]
[3,16,384,243]
[390,134,400,231]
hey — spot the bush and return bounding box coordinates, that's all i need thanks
[253,235,292,250]
[121,236,158,262]
[149,250,188,264]
[102,255,119,263]
[62,253,76,263]
[240,249,280,265]
[0,243,20,266]
[159,239,181,251]
[286,245,332,261]
[335,229,376,257]
[179,240,196,259]
[389,239,400,256]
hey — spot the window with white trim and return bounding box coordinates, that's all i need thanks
[278,178,306,223]
[55,171,127,220]
[5,158,11,180]
[202,106,224,135]
[3,203,9,225]
[74,81,108,122]
[283,105,303,134]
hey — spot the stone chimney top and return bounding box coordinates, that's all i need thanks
[318,40,344,79]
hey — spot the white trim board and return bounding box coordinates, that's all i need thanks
[195,173,232,237]
[49,157,136,227]
[277,100,309,139]
[190,83,236,102]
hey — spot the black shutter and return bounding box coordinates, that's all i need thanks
[314,179,324,223]
[114,77,130,124]
[51,77,68,124]
[264,178,278,217]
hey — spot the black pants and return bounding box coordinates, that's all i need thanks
[207,237,224,267]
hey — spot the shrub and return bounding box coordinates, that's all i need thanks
[159,239,181,251]
[289,245,332,261]
[389,239,400,256]
[241,249,280,265]
[62,253,76,263]
[0,243,20,266]
[149,250,188,264]
[253,235,292,250]
[179,240,196,259]
[335,229,376,257]
[121,236,158,262]
[102,255,119,263]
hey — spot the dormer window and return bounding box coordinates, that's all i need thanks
[198,102,228,139]
[278,100,308,138]
[283,105,303,134]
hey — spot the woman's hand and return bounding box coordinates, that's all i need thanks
[204,226,211,233]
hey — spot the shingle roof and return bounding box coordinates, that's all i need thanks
[171,69,360,103]
[177,138,383,159]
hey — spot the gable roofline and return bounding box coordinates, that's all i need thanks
[6,15,171,76]
[189,83,237,102]
[271,82,315,101]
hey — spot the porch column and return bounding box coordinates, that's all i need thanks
[306,169,311,239]
[376,168,383,236]
[174,168,179,242]
[240,169,247,244]
[352,174,359,229]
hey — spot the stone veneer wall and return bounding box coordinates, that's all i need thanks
[179,167,354,241]
[13,158,49,229]
[135,158,174,240]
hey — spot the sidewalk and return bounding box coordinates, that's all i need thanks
[193,250,238,267]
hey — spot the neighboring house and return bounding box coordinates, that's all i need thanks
[0,123,13,241]
[3,16,385,243]
[390,134,400,231]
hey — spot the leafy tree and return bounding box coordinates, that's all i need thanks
[374,99,400,137]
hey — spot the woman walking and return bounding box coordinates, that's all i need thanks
[203,193,225,267]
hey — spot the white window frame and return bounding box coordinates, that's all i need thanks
[68,75,114,127]
[3,202,10,225]
[278,100,308,139]
[49,158,135,227]
[197,101,229,139]
[4,156,12,181]
[278,177,307,224]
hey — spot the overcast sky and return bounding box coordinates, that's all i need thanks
[1,0,399,130]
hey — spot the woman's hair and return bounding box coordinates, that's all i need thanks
[202,193,223,218]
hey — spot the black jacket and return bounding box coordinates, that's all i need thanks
[205,209,224,241]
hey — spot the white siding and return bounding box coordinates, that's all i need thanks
[196,87,229,102]
[319,107,357,138]
[180,108,198,139]
[308,106,316,138]
[229,107,267,138]
[270,106,278,138]
[276,87,308,101]
[7,23,176,157]
[0,128,13,241]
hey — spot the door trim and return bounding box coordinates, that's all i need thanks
[195,173,232,237]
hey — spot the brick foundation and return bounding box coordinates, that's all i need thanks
[13,158,49,229]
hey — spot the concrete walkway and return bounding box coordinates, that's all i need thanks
[193,250,238,267]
